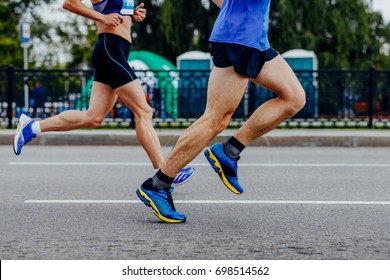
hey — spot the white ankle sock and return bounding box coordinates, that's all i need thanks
[31,121,42,135]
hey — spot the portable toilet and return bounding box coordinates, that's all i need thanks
[176,51,212,70]
[282,49,318,118]
[282,49,318,71]
[176,51,212,118]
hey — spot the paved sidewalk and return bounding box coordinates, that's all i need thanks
[2,128,390,147]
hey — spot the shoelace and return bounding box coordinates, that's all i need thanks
[163,189,176,211]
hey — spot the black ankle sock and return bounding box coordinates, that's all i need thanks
[156,169,175,184]
[223,136,245,158]
[152,169,175,190]
[141,178,155,190]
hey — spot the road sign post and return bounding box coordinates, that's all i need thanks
[20,21,31,113]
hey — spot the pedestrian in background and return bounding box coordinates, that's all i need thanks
[30,80,46,118]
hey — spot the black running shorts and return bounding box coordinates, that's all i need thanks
[211,42,279,78]
[91,33,138,89]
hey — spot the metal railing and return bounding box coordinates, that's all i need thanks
[1,66,389,128]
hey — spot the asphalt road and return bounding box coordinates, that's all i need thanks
[1,145,390,260]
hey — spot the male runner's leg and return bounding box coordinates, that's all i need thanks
[204,55,305,194]
[136,66,249,222]
[160,66,249,179]
[233,55,306,146]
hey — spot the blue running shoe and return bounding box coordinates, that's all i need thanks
[172,166,195,186]
[136,180,186,223]
[204,142,243,194]
[137,167,194,208]
[136,186,174,207]
[13,114,37,156]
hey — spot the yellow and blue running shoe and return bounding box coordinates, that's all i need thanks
[136,179,186,223]
[137,166,194,208]
[13,114,37,155]
[204,142,243,194]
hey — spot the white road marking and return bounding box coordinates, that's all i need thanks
[9,162,390,167]
[23,200,390,205]
[13,162,390,206]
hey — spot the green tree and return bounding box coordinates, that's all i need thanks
[139,0,389,69]
[0,0,38,67]
[2,0,389,69]
[0,0,78,68]
[55,14,97,69]
[269,0,390,69]
[0,0,97,68]
[132,0,218,63]
[159,0,203,62]
[131,0,163,55]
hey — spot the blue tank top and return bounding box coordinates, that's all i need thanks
[93,0,134,16]
[209,0,271,51]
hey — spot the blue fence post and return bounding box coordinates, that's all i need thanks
[368,66,376,129]
[7,65,15,129]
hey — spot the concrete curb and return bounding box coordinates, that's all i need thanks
[1,129,390,147]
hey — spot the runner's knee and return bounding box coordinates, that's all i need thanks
[84,112,105,128]
[133,105,153,121]
[282,86,306,116]
[203,111,232,133]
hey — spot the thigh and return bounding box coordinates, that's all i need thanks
[88,82,118,117]
[114,79,150,115]
[205,66,249,116]
[252,55,303,98]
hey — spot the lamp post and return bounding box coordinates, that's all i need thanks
[20,20,31,113]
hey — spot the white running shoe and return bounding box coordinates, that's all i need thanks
[13,114,37,155]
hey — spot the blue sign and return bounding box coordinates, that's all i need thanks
[20,21,31,47]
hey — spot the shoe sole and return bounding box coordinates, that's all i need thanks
[136,188,186,223]
[204,148,242,195]
[136,189,151,207]
[13,115,31,156]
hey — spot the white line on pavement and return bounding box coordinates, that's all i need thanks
[9,162,390,167]
[23,200,390,205]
